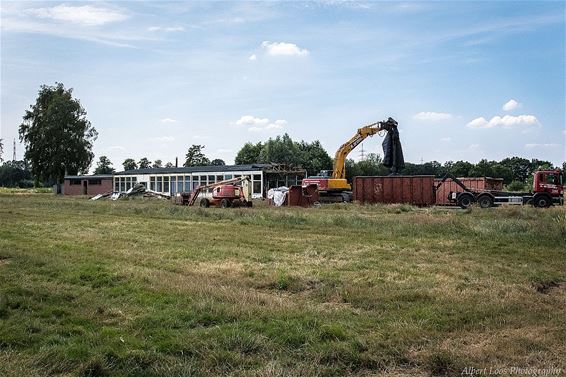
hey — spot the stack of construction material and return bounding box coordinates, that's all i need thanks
[90,184,171,201]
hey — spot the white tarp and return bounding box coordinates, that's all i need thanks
[267,186,289,207]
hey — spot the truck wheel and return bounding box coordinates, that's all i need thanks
[341,192,352,202]
[220,199,231,208]
[457,194,474,209]
[533,195,551,208]
[199,198,210,208]
[478,195,494,208]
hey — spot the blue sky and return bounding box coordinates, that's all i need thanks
[1,1,565,169]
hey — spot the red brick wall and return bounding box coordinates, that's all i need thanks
[64,178,113,196]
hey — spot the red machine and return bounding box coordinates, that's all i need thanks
[183,176,253,208]
[444,169,563,208]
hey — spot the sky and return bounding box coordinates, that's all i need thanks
[1,0,565,171]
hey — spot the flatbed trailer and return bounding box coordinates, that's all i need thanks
[449,189,563,208]
[438,170,564,209]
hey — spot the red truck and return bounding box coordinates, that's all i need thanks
[441,169,564,208]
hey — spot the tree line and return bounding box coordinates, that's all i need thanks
[1,83,564,189]
[100,145,227,174]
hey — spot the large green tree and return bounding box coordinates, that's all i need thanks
[297,140,333,176]
[18,83,98,184]
[210,159,225,166]
[258,134,301,166]
[235,136,333,175]
[184,145,210,167]
[500,157,532,183]
[0,160,32,187]
[445,160,474,177]
[122,158,137,171]
[138,157,151,169]
[235,142,263,165]
[94,156,115,175]
[152,159,163,168]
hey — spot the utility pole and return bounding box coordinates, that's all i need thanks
[360,143,365,161]
[12,138,16,161]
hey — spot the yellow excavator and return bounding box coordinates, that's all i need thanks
[302,117,402,202]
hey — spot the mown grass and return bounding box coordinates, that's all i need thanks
[0,194,565,376]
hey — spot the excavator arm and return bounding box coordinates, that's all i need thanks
[332,117,398,179]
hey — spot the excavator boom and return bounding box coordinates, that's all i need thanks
[332,117,398,179]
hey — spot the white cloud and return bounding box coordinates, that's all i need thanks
[413,112,453,121]
[467,117,489,128]
[249,54,257,61]
[440,137,452,142]
[502,99,520,111]
[28,5,128,26]
[149,136,175,143]
[261,41,309,57]
[524,143,560,149]
[468,144,480,150]
[234,115,286,132]
[467,115,540,129]
[236,115,269,127]
[148,26,185,32]
[265,120,287,130]
[160,118,177,123]
[217,148,233,153]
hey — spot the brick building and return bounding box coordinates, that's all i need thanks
[63,175,113,196]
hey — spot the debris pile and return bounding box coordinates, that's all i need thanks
[267,187,289,206]
[90,183,171,201]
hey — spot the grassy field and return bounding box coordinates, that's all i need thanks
[0,194,564,376]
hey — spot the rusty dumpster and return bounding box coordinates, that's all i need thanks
[353,175,435,206]
[288,184,319,207]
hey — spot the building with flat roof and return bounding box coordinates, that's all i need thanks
[112,163,306,198]
[63,175,113,196]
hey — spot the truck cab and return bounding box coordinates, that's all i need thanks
[532,169,564,207]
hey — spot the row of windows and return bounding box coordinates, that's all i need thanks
[114,177,137,192]
[113,174,262,194]
[69,179,102,186]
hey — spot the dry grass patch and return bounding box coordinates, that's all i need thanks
[1,194,564,376]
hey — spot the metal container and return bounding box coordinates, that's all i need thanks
[434,177,504,205]
[288,184,319,207]
[353,175,435,206]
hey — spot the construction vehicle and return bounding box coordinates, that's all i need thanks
[437,169,563,208]
[175,176,253,208]
[302,117,403,202]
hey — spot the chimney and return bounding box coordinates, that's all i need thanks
[175,157,178,167]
